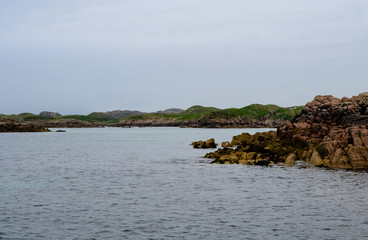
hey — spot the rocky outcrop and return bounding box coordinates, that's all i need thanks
[192,138,218,148]
[188,117,286,128]
[104,110,145,119]
[156,108,184,114]
[118,118,286,128]
[37,119,102,128]
[206,131,295,165]
[221,141,233,148]
[0,117,50,132]
[39,111,62,117]
[278,93,368,169]
[205,93,368,170]
[118,119,198,127]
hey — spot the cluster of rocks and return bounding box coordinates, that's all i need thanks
[118,118,286,128]
[190,117,286,128]
[203,93,368,170]
[0,117,50,132]
[278,93,368,169]
[118,119,198,127]
[205,131,296,166]
[41,119,102,128]
[191,138,218,148]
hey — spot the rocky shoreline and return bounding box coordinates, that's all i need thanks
[117,118,286,128]
[203,93,368,170]
[0,117,50,132]
[33,119,103,128]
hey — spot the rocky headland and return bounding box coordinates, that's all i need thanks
[118,104,302,128]
[205,93,368,170]
[0,117,50,132]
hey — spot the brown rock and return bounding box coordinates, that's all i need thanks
[0,117,50,132]
[221,141,233,148]
[192,138,218,149]
[201,93,368,169]
[285,153,297,166]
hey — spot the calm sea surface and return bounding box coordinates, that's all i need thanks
[1,127,368,240]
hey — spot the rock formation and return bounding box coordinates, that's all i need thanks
[39,111,62,117]
[192,138,218,148]
[156,108,184,114]
[41,119,102,128]
[188,117,286,128]
[206,131,295,165]
[278,93,368,169]
[205,93,368,170]
[104,110,145,119]
[0,117,50,132]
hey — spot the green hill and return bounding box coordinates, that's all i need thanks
[1,104,303,127]
[203,104,303,121]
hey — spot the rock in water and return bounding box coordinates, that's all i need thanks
[207,131,295,165]
[278,93,368,169]
[205,93,368,170]
[192,138,218,148]
[0,117,50,132]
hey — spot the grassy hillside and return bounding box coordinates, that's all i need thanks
[124,105,220,121]
[59,112,119,124]
[203,104,303,121]
[1,112,120,124]
[1,104,303,125]
[122,104,303,123]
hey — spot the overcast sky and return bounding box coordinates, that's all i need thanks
[1,0,367,114]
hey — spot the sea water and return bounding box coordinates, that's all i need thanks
[1,127,368,239]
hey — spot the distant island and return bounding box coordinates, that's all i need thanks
[0,104,303,130]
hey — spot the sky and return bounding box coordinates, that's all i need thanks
[0,0,367,115]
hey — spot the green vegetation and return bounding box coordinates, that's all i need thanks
[0,113,35,121]
[124,105,220,122]
[1,104,303,125]
[123,104,303,123]
[59,112,119,124]
[1,112,121,124]
[203,104,303,121]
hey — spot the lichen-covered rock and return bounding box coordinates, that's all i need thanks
[208,131,295,166]
[221,141,233,148]
[285,153,297,166]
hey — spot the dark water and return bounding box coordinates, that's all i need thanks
[1,127,368,240]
